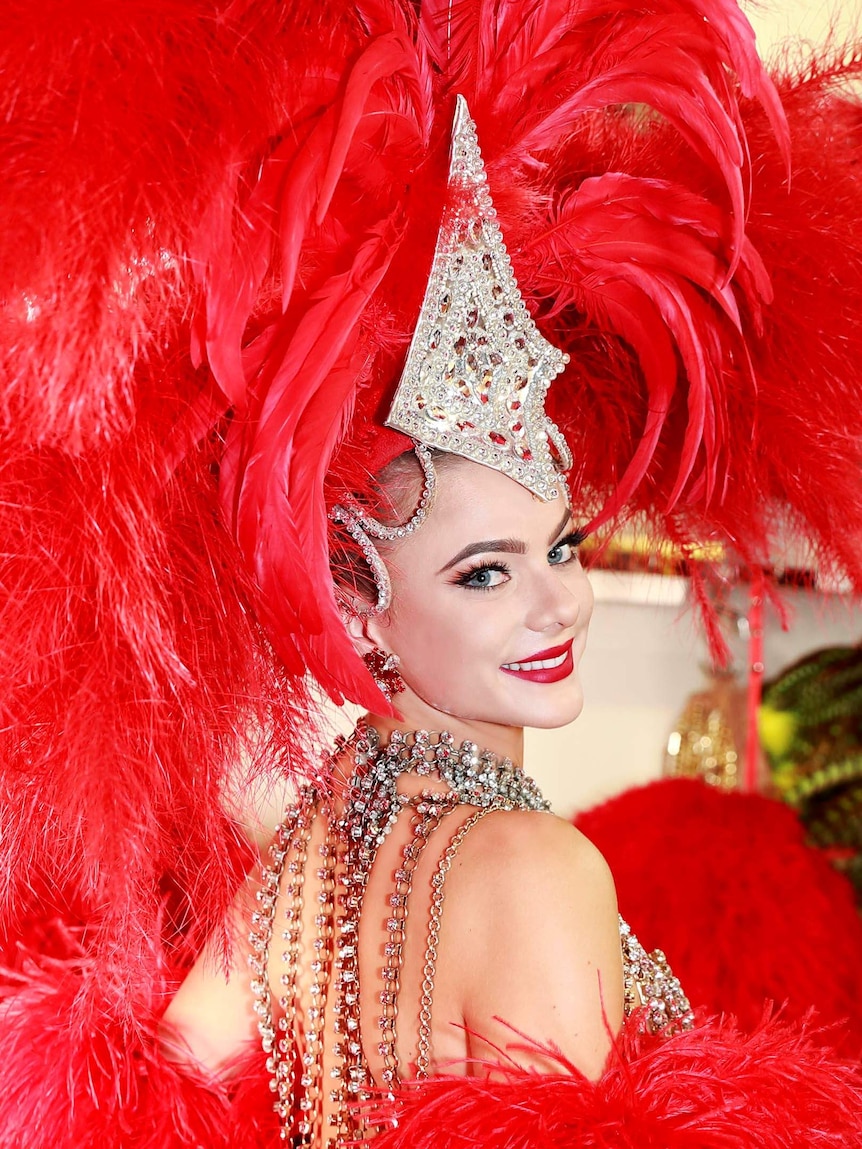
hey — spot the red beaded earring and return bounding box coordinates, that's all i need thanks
[362,648,405,700]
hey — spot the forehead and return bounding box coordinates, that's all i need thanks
[402,458,569,554]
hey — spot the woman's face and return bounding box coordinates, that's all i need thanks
[367,458,594,730]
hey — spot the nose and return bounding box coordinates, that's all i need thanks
[523,559,593,635]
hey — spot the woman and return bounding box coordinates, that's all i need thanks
[162,92,856,1144]
[166,455,693,1137]
[2,1,862,1147]
[166,105,696,1140]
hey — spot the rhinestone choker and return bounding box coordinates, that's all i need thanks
[341,724,549,819]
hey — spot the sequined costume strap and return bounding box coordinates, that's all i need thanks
[619,917,694,1034]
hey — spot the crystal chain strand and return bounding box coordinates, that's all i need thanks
[296,808,336,1145]
[416,807,495,1078]
[249,806,295,1064]
[331,730,407,1135]
[379,794,459,1087]
[249,794,314,1139]
[277,799,313,1138]
[327,825,355,1146]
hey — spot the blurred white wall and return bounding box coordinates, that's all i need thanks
[745,0,860,58]
[528,579,862,817]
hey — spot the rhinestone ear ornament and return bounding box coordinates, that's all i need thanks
[386,95,573,501]
[330,441,437,614]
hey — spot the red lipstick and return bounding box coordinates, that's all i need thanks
[500,638,574,684]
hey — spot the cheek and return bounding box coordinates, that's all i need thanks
[386,585,505,683]
[577,567,595,625]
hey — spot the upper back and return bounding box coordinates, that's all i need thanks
[262,770,625,1141]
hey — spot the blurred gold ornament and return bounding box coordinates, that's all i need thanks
[664,673,746,790]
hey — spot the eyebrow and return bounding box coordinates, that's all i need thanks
[437,507,573,574]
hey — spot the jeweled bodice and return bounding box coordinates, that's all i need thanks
[249,727,693,1146]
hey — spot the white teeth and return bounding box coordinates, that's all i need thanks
[502,650,568,672]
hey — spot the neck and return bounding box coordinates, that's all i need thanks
[364,693,524,764]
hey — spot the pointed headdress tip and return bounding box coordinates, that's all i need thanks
[385,95,572,502]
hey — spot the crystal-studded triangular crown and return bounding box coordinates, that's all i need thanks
[386,95,572,501]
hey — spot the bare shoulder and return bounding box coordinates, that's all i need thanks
[453,808,617,907]
[442,810,624,1079]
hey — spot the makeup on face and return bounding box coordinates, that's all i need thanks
[366,459,594,737]
[500,638,574,683]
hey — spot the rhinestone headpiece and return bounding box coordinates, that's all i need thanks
[386,95,572,502]
[331,98,574,623]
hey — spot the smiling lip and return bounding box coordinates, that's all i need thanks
[500,639,575,684]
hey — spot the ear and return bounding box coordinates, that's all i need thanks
[342,606,392,659]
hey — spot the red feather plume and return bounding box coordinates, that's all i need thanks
[2,0,862,1060]
[191,0,855,714]
[0,0,322,1003]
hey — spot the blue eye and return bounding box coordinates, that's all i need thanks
[454,563,511,590]
[548,542,573,565]
[548,530,586,566]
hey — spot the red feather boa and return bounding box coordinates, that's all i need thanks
[1,962,860,1148]
[368,1014,862,1148]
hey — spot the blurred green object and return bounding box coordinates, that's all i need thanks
[760,646,862,901]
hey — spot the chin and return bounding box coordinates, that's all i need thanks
[521,692,585,730]
[502,676,585,731]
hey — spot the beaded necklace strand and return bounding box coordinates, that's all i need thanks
[248,725,693,1146]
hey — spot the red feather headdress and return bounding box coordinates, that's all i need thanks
[193,2,862,705]
[2,0,862,998]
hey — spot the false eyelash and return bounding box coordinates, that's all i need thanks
[555,528,588,549]
[452,560,512,588]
